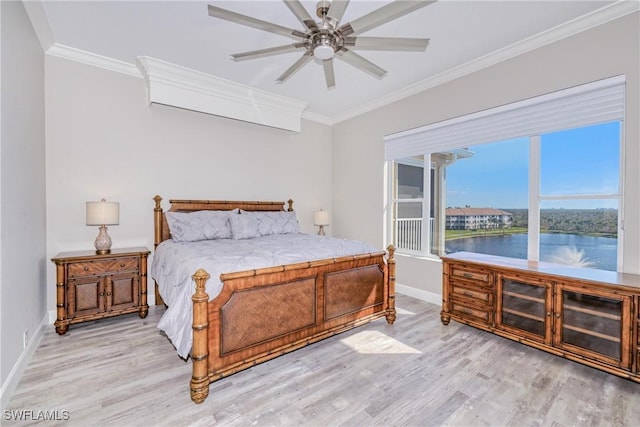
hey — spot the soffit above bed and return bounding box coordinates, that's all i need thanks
[136,56,307,132]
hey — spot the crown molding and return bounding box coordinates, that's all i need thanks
[47,44,142,77]
[332,1,640,124]
[136,56,307,132]
[301,110,334,126]
[22,0,54,51]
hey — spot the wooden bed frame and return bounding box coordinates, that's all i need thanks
[153,195,396,404]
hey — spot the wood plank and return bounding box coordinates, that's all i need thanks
[5,295,640,426]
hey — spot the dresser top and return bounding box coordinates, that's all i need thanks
[52,247,150,262]
[441,251,640,290]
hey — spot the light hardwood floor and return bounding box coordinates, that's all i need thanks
[6,294,639,426]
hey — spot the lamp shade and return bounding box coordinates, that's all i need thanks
[313,209,330,226]
[86,199,119,226]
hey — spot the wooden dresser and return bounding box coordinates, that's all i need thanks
[441,252,640,383]
[52,247,150,334]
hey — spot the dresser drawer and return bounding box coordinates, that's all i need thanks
[450,265,490,284]
[68,257,139,277]
[451,283,493,305]
[451,300,491,324]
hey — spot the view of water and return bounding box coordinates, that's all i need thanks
[445,233,618,271]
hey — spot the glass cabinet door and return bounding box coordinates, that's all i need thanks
[497,274,552,343]
[554,284,632,369]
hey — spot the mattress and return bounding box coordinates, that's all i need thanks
[150,233,379,358]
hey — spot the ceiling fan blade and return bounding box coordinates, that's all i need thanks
[339,1,436,36]
[335,48,387,78]
[276,51,313,83]
[322,59,336,89]
[283,0,318,30]
[208,5,305,40]
[231,43,306,61]
[325,1,349,27]
[344,36,430,51]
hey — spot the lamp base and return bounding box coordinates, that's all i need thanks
[94,225,113,254]
[317,225,326,236]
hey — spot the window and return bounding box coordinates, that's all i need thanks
[385,76,625,271]
[442,123,620,271]
[391,157,425,254]
[536,122,620,270]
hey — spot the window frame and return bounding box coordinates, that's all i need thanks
[387,123,624,271]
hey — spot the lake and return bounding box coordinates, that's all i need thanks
[445,233,618,271]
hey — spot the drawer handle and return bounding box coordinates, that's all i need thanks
[463,291,474,297]
[84,266,89,271]
[120,263,125,268]
[462,273,473,278]
[107,292,112,296]
[99,292,104,296]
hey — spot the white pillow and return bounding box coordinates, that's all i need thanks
[229,211,260,240]
[241,210,300,236]
[166,209,237,242]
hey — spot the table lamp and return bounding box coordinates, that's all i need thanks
[313,209,330,236]
[86,199,119,254]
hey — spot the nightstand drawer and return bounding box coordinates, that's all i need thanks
[450,265,490,283]
[68,257,139,277]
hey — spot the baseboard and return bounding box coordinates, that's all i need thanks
[0,312,48,410]
[396,283,442,306]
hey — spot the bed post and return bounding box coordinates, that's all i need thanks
[190,269,210,404]
[287,199,294,212]
[153,195,163,248]
[386,245,396,324]
[153,195,165,306]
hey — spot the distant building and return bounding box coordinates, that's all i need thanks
[446,207,513,230]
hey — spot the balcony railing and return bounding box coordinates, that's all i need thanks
[396,218,422,252]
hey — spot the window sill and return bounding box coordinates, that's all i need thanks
[395,252,442,263]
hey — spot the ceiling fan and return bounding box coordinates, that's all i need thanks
[208,1,435,89]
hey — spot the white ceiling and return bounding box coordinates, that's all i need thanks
[32,0,631,122]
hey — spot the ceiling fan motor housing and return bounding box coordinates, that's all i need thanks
[309,29,344,60]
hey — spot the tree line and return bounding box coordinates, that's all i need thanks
[504,208,618,236]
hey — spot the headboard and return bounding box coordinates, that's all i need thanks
[153,195,294,248]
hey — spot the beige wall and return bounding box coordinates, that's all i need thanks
[332,13,640,296]
[0,0,47,404]
[44,56,333,311]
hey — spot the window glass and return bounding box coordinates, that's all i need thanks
[538,122,620,271]
[396,157,424,199]
[444,138,529,259]
[541,122,620,196]
[393,157,424,253]
[539,199,618,271]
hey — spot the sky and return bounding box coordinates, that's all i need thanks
[445,121,620,210]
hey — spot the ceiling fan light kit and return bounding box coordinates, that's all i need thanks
[208,0,434,89]
[314,43,335,61]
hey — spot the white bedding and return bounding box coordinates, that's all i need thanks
[150,233,379,358]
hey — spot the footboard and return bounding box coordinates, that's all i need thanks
[190,247,396,404]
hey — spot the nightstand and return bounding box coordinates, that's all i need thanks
[51,247,150,335]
